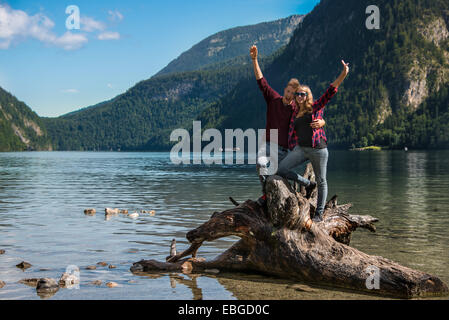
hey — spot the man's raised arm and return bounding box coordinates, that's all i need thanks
[250,45,263,80]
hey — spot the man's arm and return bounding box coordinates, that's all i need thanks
[311,119,326,129]
[251,45,280,102]
[250,45,263,80]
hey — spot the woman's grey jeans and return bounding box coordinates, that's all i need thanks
[276,145,329,215]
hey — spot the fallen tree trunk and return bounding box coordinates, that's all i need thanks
[131,164,448,298]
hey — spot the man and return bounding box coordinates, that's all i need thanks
[250,45,325,205]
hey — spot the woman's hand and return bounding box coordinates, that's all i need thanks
[311,119,325,129]
[332,60,350,88]
[341,60,349,76]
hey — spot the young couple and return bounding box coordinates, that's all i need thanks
[250,45,349,222]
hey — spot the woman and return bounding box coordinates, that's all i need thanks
[277,60,349,222]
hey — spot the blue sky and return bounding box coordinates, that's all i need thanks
[0,0,320,117]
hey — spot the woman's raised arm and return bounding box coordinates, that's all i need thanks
[331,60,350,88]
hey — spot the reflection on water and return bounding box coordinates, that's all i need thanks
[0,151,448,300]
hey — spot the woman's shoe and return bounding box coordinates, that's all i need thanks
[312,212,323,222]
[305,181,317,198]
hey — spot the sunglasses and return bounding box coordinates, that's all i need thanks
[295,92,308,97]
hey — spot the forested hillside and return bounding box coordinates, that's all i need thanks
[0,87,52,151]
[156,15,303,76]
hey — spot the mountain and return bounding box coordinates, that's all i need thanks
[199,0,449,149]
[43,15,304,151]
[0,86,52,152]
[155,15,304,76]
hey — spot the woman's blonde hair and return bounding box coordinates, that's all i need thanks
[296,85,314,117]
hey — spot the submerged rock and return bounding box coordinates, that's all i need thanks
[106,281,118,288]
[108,264,116,269]
[119,209,128,214]
[0,249,5,254]
[84,208,96,215]
[36,278,59,293]
[85,265,97,270]
[19,278,40,287]
[97,261,108,267]
[16,261,32,270]
[0,280,5,288]
[89,280,102,286]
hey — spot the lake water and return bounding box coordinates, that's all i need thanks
[0,151,448,300]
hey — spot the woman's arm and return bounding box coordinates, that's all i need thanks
[313,60,349,112]
[331,60,350,88]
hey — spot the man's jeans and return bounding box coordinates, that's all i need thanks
[257,142,289,192]
[277,145,329,215]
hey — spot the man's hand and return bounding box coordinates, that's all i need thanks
[250,45,258,60]
[251,45,263,80]
[310,119,325,129]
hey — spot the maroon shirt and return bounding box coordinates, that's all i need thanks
[257,77,294,149]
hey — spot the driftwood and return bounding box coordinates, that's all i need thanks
[131,164,448,298]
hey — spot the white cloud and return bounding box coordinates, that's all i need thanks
[98,31,120,40]
[0,4,88,50]
[80,16,106,32]
[0,4,123,50]
[61,88,79,93]
[54,32,88,50]
[108,10,123,22]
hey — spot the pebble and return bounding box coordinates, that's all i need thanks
[119,209,128,214]
[140,210,156,216]
[97,261,108,267]
[59,272,80,287]
[129,212,139,218]
[16,261,32,270]
[204,269,220,274]
[85,265,97,270]
[106,281,118,288]
[84,208,96,215]
[105,208,119,215]
[287,284,317,293]
[0,280,5,288]
[108,264,116,269]
[89,280,102,286]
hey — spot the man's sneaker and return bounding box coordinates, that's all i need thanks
[259,175,268,194]
[305,181,317,198]
[256,194,267,207]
